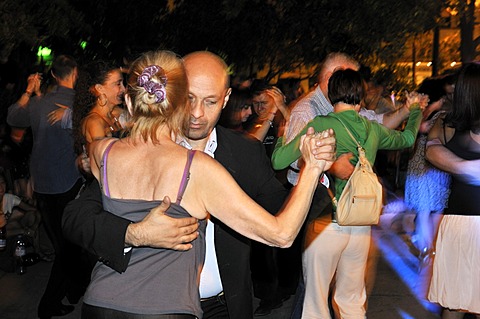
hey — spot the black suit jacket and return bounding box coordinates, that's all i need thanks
[63,125,287,319]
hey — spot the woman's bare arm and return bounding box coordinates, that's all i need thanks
[197,128,335,247]
[426,119,480,185]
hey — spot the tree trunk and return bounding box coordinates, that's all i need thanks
[432,26,440,76]
[412,37,417,84]
[459,0,476,63]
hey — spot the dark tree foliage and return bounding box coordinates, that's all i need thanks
[452,0,480,62]
[158,0,441,80]
[1,0,445,81]
[68,0,171,64]
[0,0,86,60]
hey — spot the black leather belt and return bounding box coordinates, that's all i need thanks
[153,315,196,319]
[289,167,300,173]
[200,291,225,302]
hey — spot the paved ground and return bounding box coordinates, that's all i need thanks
[0,185,455,319]
[0,213,445,319]
[256,209,443,319]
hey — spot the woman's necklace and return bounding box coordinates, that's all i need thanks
[89,111,120,132]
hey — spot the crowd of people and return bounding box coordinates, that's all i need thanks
[0,47,479,319]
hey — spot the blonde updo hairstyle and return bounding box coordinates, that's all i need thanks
[127,50,189,143]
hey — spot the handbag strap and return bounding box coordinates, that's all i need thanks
[335,116,362,150]
[335,116,367,161]
[328,116,367,217]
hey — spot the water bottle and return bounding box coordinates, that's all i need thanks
[0,225,6,251]
[14,235,27,275]
[23,252,41,266]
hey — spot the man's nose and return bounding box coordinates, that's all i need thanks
[190,101,204,119]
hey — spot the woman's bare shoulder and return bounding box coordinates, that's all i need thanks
[82,113,105,132]
[91,138,119,160]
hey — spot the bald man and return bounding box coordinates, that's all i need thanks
[63,51,292,319]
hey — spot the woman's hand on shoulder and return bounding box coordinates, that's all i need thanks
[48,104,68,125]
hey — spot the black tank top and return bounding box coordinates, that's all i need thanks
[445,130,480,215]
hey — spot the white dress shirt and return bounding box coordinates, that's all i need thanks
[178,129,224,298]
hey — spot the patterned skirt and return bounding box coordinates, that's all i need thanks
[404,134,451,213]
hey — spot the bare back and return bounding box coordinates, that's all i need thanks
[90,136,214,220]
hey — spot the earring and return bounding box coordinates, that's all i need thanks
[98,94,108,107]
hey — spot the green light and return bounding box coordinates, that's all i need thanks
[80,41,87,50]
[37,46,52,58]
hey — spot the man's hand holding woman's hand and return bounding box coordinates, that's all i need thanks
[300,127,336,173]
[26,73,42,97]
[406,91,429,111]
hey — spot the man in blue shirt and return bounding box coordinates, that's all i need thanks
[8,55,84,319]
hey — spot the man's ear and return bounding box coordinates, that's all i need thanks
[72,68,78,83]
[125,94,133,115]
[66,68,79,88]
[222,88,232,109]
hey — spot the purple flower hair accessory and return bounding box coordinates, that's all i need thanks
[138,65,168,103]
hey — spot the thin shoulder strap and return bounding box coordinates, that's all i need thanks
[101,140,117,197]
[176,150,196,204]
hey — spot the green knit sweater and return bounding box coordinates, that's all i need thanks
[272,107,422,198]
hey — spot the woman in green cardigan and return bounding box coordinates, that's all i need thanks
[272,69,423,319]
